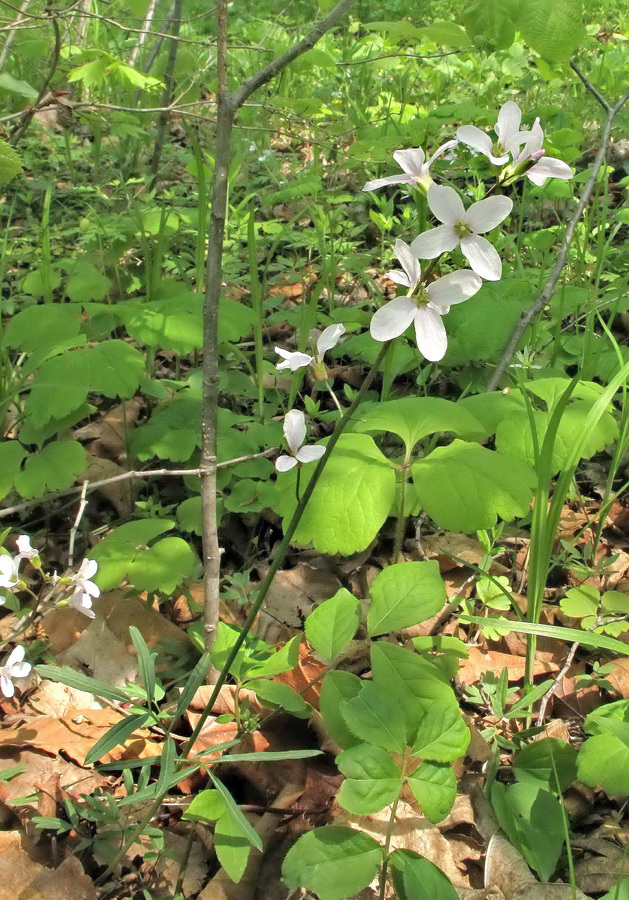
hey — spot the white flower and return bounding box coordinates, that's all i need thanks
[68,588,96,619]
[411,184,513,282]
[0,645,31,698]
[363,141,457,193]
[275,410,325,472]
[456,100,523,166]
[0,554,21,592]
[370,239,482,361]
[275,324,346,373]
[71,559,100,600]
[16,535,38,560]
[275,348,314,371]
[506,118,573,186]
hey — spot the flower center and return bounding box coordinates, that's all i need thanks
[413,285,430,307]
[454,220,472,239]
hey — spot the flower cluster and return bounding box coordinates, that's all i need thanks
[272,101,573,473]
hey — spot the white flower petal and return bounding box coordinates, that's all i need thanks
[465,195,513,234]
[410,224,458,259]
[316,324,345,357]
[385,269,412,288]
[414,306,448,362]
[283,409,306,454]
[426,184,465,225]
[495,101,522,145]
[1,674,14,698]
[275,348,313,371]
[508,119,543,164]
[427,269,483,308]
[370,296,418,342]
[362,174,414,192]
[84,581,100,598]
[393,147,426,178]
[456,125,494,157]
[393,239,421,291]
[16,536,36,558]
[295,444,326,464]
[10,661,31,678]
[526,156,573,186]
[6,645,24,667]
[426,138,458,168]
[79,559,98,580]
[275,454,298,472]
[460,234,503,281]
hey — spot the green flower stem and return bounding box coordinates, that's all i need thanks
[393,467,409,558]
[184,341,390,756]
[378,756,407,900]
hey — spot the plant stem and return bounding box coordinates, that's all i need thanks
[148,0,182,189]
[393,467,408,558]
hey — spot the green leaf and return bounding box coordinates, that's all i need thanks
[183,788,225,823]
[15,441,86,498]
[601,879,629,900]
[282,826,383,900]
[412,701,470,762]
[517,0,585,61]
[368,560,446,636]
[0,72,37,100]
[123,292,202,354]
[390,849,458,900]
[407,762,456,824]
[4,305,82,353]
[35,665,135,704]
[244,634,301,679]
[513,738,577,793]
[209,773,263,851]
[319,671,363,750]
[175,653,212,719]
[305,588,361,660]
[0,137,23,183]
[252,680,311,719]
[65,262,111,302]
[215,810,251,882]
[337,744,402,815]
[342,681,406,753]
[577,734,629,796]
[413,441,536,533]
[459,391,527,438]
[353,397,484,456]
[490,782,564,881]
[0,442,27,500]
[460,615,629,656]
[22,268,62,297]
[370,642,457,742]
[279,433,396,555]
[84,713,151,766]
[126,535,197,594]
[129,626,156,710]
[417,22,473,47]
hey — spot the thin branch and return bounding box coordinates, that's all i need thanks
[570,60,611,113]
[149,0,182,187]
[10,13,62,144]
[0,0,30,72]
[128,0,159,67]
[338,50,460,65]
[487,75,629,391]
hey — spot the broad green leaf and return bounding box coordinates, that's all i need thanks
[342,681,406,753]
[0,442,27,499]
[279,433,396,556]
[4,304,82,353]
[177,496,203,535]
[282,826,383,900]
[319,671,363,750]
[368,560,446,636]
[209,772,263,851]
[491,782,564,881]
[337,744,402,814]
[244,634,301,679]
[305,588,361,660]
[89,519,176,590]
[353,397,484,455]
[577,734,629,796]
[84,712,151,765]
[412,701,470,762]
[371,642,457,742]
[126,535,197,594]
[513,738,577,792]
[215,810,251,882]
[131,398,201,462]
[15,441,86,498]
[0,72,37,100]
[0,137,23,183]
[252,680,311,718]
[601,879,629,900]
[22,268,62,297]
[407,762,456,824]
[459,391,527,437]
[123,295,203,354]
[561,586,629,636]
[417,22,473,47]
[183,788,225,822]
[390,849,458,900]
[65,263,111,302]
[413,441,536,533]
[517,0,585,61]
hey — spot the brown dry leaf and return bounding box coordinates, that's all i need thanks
[458,648,560,686]
[255,562,341,640]
[74,397,142,461]
[268,270,316,299]
[19,856,96,900]
[574,837,629,894]
[83,455,137,517]
[0,707,158,765]
[25,677,99,718]
[556,505,590,541]
[0,845,44,900]
[607,657,629,697]
[276,638,326,707]
[552,662,602,718]
[422,533,486,571]
[141,830,208,899]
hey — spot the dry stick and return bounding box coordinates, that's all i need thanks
[0,0,30,72]
[10,12,62,144]
[199,0,357,678]
[127,0,159,67]
[148,0,182,187]
[486,74,629,392]
[0,450,275,520]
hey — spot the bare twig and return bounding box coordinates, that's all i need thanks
[149,0,182,187]
[0,0,30,72]
[487,70,629,391]
[536,641,580,725]
[338,50,460,65]
[128,0,159,67]
[10,12,62,144]
[67,480,88,567]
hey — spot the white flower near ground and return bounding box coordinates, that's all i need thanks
[275,323,346,373]
[0,555,21,592]
[507,118,573,186]
[275,410,326,472]
[370,239,482,361]
[363,141,457,193]
[71,559,100,601]
[456,100,524,165]
[411,184,513,281]
[0,645,31,697]
[68,588,96,618]
[16,535,38,560]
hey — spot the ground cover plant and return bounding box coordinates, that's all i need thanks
[0,0,628,897]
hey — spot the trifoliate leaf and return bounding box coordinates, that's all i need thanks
[412,440,536,533]
[490,782,564,881]
[337,744,403,815]
[368,560,446,636]
[342,681,407,753]
[407,762,457,824]
[319,671,363,750]
[513,738,577,792]
[390,849,458,900]
[412,700,470,761]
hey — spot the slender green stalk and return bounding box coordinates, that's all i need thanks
[248,203,266,422]
[393,467,408,558]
